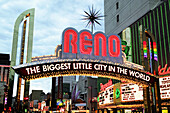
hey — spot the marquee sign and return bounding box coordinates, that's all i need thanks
[100,79,113,91]
[121,83,143,102]
[99,84,114,105]
[158,64,170,76]
[61,28,122,63]
[98,81,121,106]
[159,76,170,99]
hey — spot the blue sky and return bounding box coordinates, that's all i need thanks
[0,0,104,97]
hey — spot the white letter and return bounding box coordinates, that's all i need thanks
[43,65,47,72]
[26,68,30,75]
[36,66,40,73]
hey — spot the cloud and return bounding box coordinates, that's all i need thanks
[30,78,52,94]
[0,0,104,96]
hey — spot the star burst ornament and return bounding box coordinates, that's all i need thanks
[82,5,104,33]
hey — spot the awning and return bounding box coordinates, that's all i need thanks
[75,103,86,106]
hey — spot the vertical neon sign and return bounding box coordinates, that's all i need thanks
[143,41,147,58]
[149,42,152,59]
[153,42,158,61]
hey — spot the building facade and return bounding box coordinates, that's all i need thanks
[77,76,98,112]
[77,76,87,101]
[104,0,170,112]
[105,0,170,68]
[0,53,10,84]
[30,90,46,101]
[0,53,10,112]
[55,76,76,93]
[105,0,161,35]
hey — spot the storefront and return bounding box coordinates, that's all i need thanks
[98,81,145,113]
[159,72,170,113]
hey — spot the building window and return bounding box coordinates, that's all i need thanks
[116,2,119,9]
[117,15,119,22]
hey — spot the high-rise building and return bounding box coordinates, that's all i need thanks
[105,0,161,35]
[55,76,76,92]
[104,0,170,68]
[104,0,170,112]
[29,90,45,101]
[0,53,10,112]
[0,53,10,84]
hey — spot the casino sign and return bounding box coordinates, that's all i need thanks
[12,27,158,86]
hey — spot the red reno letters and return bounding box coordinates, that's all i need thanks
[62,28,121,58]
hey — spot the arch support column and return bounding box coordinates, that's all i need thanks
[154,80,162,113]
[7,8,35,111]
[143,86,151,113]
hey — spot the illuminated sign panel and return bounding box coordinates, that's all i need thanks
[56,99,63,106]
[121,83,143,102]
[158,64,170,75]
[61,28,122,63]
[159,76,170,99]
[100,79,113,91]
[99,84,114,105]
[98,81,121,106]
[13,60,155,84]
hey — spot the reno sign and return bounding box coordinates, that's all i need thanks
[62,28,123,63]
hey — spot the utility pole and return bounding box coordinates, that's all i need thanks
[91,86,92,113]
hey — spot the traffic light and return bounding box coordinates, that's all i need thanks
[24,97,29,101]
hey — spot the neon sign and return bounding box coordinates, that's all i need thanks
[143,41,158,61]
[153,42,158,61]
[99,84,114,105]
[158,64,170,75]
[115,88,120,99]
[100,79,113,91]
[62,28,122,63]
[122,41,129,57]
[12,27,158,85]
[143,41,147,58]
